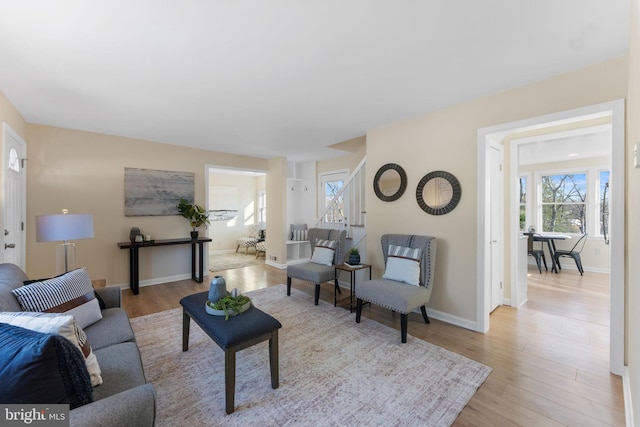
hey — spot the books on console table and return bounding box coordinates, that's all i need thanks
[343,263,363,268]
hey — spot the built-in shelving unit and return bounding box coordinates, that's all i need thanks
[286,240,311,264]
[286,160,316,265]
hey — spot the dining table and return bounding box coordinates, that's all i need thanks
[532,232,571,273]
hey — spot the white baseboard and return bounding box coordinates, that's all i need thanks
[526,260,609,274]
[426,307,480,331]
[266,259,287,269]
[335,279,481,332]
[114,273,193,291]
[624,367,634,427]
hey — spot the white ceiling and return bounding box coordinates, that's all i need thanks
[518,125,611,166]
[0,1,630,161]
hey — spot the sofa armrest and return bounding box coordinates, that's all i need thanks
[70,384,156,427]
[95,286,122,309]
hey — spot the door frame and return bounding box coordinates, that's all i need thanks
[489,142,504,312]
[2,122,27,269]
[477,99,624,375]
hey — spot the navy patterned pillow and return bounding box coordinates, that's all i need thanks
[0,323,93,409]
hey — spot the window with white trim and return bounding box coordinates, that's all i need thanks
[534,167,609,236]
[518,175,527,231]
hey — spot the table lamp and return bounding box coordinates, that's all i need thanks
[36,209,94,274]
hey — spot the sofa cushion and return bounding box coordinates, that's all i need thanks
[0,323,94,409]
[92,342,147,402]
[12,268,103,328]
[0,311,103,387]
[0,263,29,311]
[83,308,136,351]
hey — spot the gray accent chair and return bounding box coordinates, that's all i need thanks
[355,234,437,343]
[286,228,347,305]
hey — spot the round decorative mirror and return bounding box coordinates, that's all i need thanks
[416,171,461,215]
[373,163,407,202]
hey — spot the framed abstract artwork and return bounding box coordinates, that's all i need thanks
[124,167,195,216]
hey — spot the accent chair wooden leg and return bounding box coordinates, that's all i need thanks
[401,313,408,343]
[420,306,430,324]
[235,245,240,253]
[314,284,320,305]
[182,311,190,351]
[287,277,291,296]
[269,330,279,389]
[356,299,363,323]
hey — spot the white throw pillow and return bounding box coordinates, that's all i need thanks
[12,268,103,328]
[382,245,422,286]
[310,239,336,266]
[0,311,103,386]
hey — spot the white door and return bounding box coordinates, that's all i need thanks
[489,143,504,312]
[3,123,27,269]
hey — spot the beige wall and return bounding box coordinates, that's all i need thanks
[267,156,287,265]
[317,135,366,176]
[366,56,627,324]
[0,90,27,227]
[627,0,640,421]
[25,124,269,287]
[0,91,26,139]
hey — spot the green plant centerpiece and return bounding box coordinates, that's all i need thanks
[206,292,252,320]
[177,198,210,238]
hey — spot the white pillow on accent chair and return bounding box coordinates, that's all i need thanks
[382,244,422,286]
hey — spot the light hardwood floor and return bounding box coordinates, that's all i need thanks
[121,263,624,426]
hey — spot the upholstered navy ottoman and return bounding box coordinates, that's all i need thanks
[179,291,282,414]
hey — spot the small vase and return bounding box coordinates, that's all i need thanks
[190,230,199,239]
[348,253,360,265]
[208,276,227,303]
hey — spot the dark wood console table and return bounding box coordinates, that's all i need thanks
[118,237,212,295]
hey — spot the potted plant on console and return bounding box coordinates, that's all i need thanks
[177,198,210,239]
[348,247,361,266]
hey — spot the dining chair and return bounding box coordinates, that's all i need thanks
[553,233,588,275]
[526,233,547,273]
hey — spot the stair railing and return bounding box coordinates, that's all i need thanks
[316,156,366,237]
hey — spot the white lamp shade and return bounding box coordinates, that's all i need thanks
[36,214,94,242]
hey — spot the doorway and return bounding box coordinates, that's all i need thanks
[205,166,268,264]
[2,123,26,269]
[477,100,624,375]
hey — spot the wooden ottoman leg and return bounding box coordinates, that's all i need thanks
[182,311,191,352]
[269,329,279,389]
[225,348,236,414]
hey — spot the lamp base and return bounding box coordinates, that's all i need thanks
[56,242,76,275]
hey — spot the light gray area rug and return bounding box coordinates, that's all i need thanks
[209,252,264,272]
[131,285,491,426]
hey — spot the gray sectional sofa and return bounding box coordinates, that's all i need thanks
[0,263,156,427]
